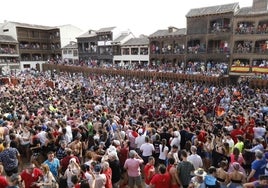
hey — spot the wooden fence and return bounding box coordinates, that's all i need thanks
[40,64,267,89]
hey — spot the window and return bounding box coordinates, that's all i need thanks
[73,50,78,56]
[23,64,31,68]
[3,29,9,32]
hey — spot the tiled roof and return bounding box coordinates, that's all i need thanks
[0,35,17,43]
[62,42,77,49]
[96,27,116,33]
[186,3,239,17]
[113,33,129,43]
[235,7,268,16]
[149,28,186,38]
[9,21,56,30]
[77,30,97,38]
[122,37,149,46]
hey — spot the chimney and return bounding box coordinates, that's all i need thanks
[168,26,178,33]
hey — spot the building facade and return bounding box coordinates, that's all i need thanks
[0,21,82,71]
[149,27,186,72]
[61,41,79,65]
[148,0,268,76]
[114,36,149,68]
[0,35,19,75]
[77,27,123,66]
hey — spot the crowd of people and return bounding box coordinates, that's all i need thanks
[0,69,267,188]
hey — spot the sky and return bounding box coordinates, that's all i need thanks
[2,0,253,37]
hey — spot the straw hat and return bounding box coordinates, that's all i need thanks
[194,168,207,177]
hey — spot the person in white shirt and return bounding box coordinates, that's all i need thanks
[170,131,181,150]
[140,136,155,165]
[94,164,106,188]
[135,129,146,155]
[18,126,31,161]
[224,133,234,153]
[187,145,203,170]
[167,145,180,165]
[253,123,266,139]
[158,138,169,165]
[36,126,48,147]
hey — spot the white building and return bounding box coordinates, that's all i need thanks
[62,41,79,65]
[113,35,149,68]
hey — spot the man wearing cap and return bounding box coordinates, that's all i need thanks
[189,168,207,188]
[94,164,106,188]
[135,128,146,156]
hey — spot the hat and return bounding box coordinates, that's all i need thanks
[69,158,76,163]
[94,164,102,172]
[194,168,207,177]
[138,128,143,134]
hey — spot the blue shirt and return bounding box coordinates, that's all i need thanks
[43,158,60,177]
[252,159,266,179]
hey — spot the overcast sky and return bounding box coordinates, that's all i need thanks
[2,0,252,37]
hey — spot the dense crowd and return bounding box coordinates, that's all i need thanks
[0,70,267,188]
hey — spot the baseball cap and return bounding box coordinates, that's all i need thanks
[94,164,102,172]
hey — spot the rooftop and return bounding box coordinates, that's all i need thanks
[149,28,186,38]
[96,27,116,33]
[122,37,149,46]
[7,21,56,30]
[0,35,17,43]
[186,3,239,17]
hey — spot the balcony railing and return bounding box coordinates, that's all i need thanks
[0,48,18,54]
[230,66,268,74]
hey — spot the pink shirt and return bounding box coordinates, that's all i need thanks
[124,158,143,177]
[230,153,244,165]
